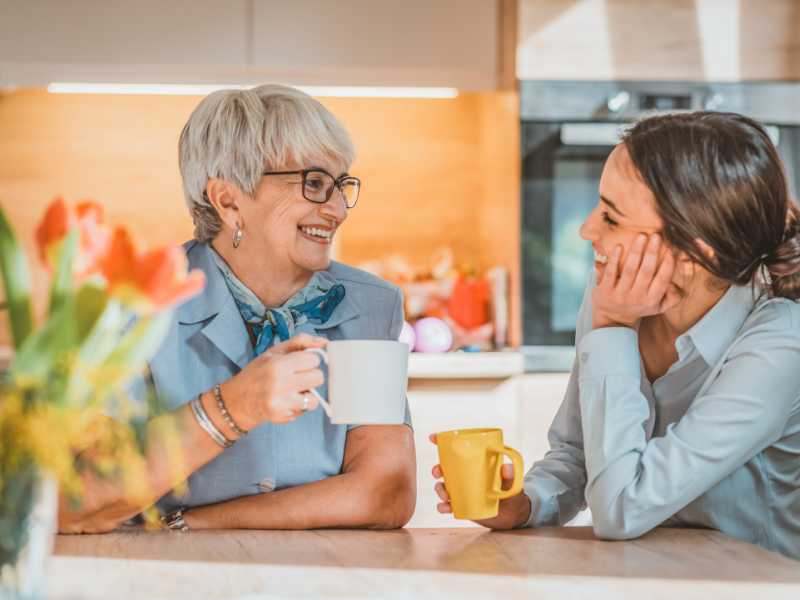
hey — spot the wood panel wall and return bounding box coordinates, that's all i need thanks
[0,89,521,347]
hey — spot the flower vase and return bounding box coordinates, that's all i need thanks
[0,471,58,600]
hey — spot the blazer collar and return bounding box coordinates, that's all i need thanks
[175,243,359,366]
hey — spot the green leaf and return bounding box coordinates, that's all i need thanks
[0,205,33,349]
[48,229,78,317]
[63,297,125,406]
[75,283,110,341]
[10,298,79,386]
[100,310,173,383]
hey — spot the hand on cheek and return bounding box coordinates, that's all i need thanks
[592,233,681,330]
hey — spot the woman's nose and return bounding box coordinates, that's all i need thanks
[319,191,348,222]
[579,210,599,241]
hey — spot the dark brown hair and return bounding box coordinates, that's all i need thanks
[622,111,800,300]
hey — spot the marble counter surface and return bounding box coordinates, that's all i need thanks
[49,526,800,599]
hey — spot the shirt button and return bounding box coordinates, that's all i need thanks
[258,478,275,492]
[580,352,589,363]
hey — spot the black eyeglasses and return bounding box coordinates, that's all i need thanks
[262,168,361,209]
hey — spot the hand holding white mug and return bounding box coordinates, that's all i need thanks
[221,333,328,427]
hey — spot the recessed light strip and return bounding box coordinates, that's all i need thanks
[46,83,458,99]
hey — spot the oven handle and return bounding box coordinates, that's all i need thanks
[559,123,630,146]
[560,122,781,147]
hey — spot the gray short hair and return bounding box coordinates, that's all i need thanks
[178,84,356,242]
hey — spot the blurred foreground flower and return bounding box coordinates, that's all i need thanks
[102,227,205,313]
[1,196,203,597]
[35,197,111,280]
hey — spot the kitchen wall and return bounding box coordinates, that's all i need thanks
[0,89,520,346]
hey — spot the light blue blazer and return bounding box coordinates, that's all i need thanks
[145,241,408,513]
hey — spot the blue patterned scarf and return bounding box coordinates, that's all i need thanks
[211,250,345,355]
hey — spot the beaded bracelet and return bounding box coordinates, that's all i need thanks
[214,383,249,438]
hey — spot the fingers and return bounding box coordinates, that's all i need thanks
[617,233,647,290]
[500,463,515,481]
[268,334,327,356]
[633,234,661,292]
[650,247,677,301]
[435,482,450,502]
[429,433,438,444]
[292,368,325,392]
[281,349,323,372]
[599,245,622,290]
[432,464,443,479]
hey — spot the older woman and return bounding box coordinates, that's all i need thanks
[59,84,416,533]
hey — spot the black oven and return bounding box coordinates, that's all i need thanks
[520,81,800,371]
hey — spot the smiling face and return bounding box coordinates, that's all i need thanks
[580,144,667,281]
[239,157,350,277]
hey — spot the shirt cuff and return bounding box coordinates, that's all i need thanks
[577,327,640,380]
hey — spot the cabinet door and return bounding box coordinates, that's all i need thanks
[406,373,571,528]
[251,0,498,89]
[0,0,248,85]
[517,0,800,81]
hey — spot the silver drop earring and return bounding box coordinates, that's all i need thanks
[232,226,244,249]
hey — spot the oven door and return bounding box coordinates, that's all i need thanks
[521,122,625,366]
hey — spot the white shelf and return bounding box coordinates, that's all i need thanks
[407,351,524,379]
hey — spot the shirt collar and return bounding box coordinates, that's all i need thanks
[679,285,757,366]
[176,242,358,329]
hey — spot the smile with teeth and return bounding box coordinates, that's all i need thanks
[299,225,333,241]
[594,250,608,264]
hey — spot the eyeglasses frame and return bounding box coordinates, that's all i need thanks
[261,168,361,208]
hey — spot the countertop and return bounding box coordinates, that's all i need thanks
[49,527,800,599]
[408,351,524,379]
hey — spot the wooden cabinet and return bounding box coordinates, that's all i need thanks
[517,0,800,81]
[0,1,249,85]
[406,373,571,527]
[0,0,502,89]
[251,0,499,89]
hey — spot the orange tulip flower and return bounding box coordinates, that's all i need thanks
[35,197,111,279]
[102,228,205,312]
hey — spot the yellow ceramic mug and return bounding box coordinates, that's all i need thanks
[436,428,524,520]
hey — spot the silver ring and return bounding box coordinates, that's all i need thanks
[301,394,309,413]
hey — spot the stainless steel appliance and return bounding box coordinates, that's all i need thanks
[521,81,800,371]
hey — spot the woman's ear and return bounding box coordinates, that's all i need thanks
[674,238,716,282]
[694,238,716,263]
[206,179,242,230]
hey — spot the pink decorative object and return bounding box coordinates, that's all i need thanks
[413,317,453,353]
[398,321,417,350]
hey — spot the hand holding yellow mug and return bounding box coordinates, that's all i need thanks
[435,428,524,520]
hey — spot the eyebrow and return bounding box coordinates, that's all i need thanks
[600,195,627,218]
[310,166,350,179]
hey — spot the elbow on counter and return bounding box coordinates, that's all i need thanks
[365,473,417,530]
[588,498,654,541]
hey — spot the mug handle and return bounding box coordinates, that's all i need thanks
[304,348,333,418]
[488,445,524,500]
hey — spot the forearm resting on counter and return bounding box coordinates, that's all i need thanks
[184,425,417,531]
[58,395,226,534]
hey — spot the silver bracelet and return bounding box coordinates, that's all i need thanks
[214,384,248,437]
[190,394,234,448]
[161,508,189,532]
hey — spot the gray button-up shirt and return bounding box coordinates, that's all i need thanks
[523,279,800,559]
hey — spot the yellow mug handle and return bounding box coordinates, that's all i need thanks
[488,445,524,500]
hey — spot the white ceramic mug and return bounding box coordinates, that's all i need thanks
[305,340,409,425]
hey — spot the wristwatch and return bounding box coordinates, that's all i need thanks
[161,508,189,532]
